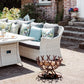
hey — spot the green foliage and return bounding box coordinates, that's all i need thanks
[0,7,20,20]
[20,3,45,22]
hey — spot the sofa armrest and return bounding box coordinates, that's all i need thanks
[40,26,64,57]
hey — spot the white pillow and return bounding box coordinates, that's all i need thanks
[0,22,12,32]
[0,22,7,30]
[5,22,12,32]
[10,23,20,34]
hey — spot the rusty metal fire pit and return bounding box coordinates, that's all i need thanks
[37,55,63,79]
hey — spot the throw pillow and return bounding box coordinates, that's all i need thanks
[29,26,42,41]
[5,22,12,32]
[31,22,44,28]
[10,23,20,34]
[0,22,4,30]
[0,22,11,31]
[20,23,31,36]
[43,23,59,37]
[42,28,54,38]
[0,22,6,30]
[23,14,30,21]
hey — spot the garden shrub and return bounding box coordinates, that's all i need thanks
[0,7,20,20]
[20,3,45,22]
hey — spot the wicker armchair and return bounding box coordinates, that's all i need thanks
[40,26,64,60]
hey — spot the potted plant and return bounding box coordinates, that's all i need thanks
[69,7,79,22]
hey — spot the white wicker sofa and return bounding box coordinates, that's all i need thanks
[0,18,64,61]
[19,25,64,61]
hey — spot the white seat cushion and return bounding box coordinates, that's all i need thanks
[19,41,40,50]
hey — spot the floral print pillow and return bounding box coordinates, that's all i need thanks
[5,22,12,32]
[0,22,12,32]
[0,22,5,30]
[10,23,20,34]
[20,23,31,36]
[42,28,54,38]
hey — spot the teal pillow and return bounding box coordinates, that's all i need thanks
[20,23,31,36]
[29,26,42,41]
[42,28,54,38]
[23,14,30,21]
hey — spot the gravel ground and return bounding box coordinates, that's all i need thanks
[0,46,84,84]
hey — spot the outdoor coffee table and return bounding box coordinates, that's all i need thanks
[0,32,34,67]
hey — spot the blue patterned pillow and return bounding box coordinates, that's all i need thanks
[20,23,31,36]
[23,14,30,21]
[42,28,54,38]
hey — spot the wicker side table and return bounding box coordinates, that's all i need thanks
[0,32,34,67]
[0,42,22,67]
